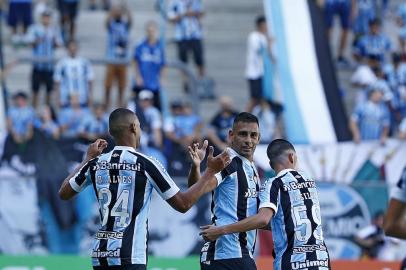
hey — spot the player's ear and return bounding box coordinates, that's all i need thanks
[130,123,136,134]
[288,152,295,164]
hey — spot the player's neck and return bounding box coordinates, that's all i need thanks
[115,139,137,150]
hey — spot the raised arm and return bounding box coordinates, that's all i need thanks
[384,198,406,239]
[166,147,230,213]
[187,140,208,187]
[200,208,274,241]
[59,139,107,200]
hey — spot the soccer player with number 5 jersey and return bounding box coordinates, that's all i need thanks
[201,139,331,270]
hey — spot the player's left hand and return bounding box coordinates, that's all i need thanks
[86,139,108,160]
[199,225,224,242]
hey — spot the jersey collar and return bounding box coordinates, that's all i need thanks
[228,147,255,166]
[114,145,137,152]
[276,168,295,178]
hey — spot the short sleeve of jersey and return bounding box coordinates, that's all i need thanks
[144,157,180,200]
[259,178,279,214]
[215,158,237,186]
[69,159,95,193]
[391,169,406,203]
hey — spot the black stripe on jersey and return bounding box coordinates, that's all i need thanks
[74,158,94,186]
[205,158,239,261]
[89,158,103,219]
[120,157,148,264]
[277,175,295,269]
[99,150,123,267]
[236,157,249,257]
[290,171,318,264]
[129,152,171,194]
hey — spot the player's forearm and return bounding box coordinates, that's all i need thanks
[59,157,90,200]
[187,163,201,187]
[221,214,268,235]
[181,169,216,211]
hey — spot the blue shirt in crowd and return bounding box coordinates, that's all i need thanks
[106,18,130,60]
[210,112,238,142]
[173,114,201,138]
[167,0,203,41]
[351,100,390,140]
[7,106,35,136]
[34,118,59,137]
[58,108,90,138]
[353,0,375,35]
[78,114,109,135]
[354,34,391,62]
[134,39,165,91]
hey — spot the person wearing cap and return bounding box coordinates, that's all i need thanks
[136,90,163,149]
[26,9,63,108]
[7,92,36,144]
[349,87,390,144]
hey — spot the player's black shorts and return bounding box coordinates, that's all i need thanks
[177,39,204,67]
[200,257,257,270]
[32,68,53,93]
[93,264,146,270]
[248,78,263,99]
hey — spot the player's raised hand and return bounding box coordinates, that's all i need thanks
[206,146,231,174]
[188,140,208,167]
[199,225,224,242]
[86,139,108,160]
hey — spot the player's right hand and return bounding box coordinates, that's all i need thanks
[206,146,231,174]
[86,139,108,160]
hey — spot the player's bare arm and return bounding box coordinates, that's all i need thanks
[187,140,208,187]
[167,146,231,213]
[200,207,274,242]
[59,139,108,200]
[383,198,406,239]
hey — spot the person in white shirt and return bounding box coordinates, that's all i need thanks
[54,40,94,108]
[245,16,274,112]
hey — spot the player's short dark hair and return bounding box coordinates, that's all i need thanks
[256,15,266,27]
[109,108,136,138]
[267,139,295,168]
[232,112,259,129]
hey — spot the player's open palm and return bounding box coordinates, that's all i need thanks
[206,146,231,173]
[86,139,108,160]
[188,140,208,166]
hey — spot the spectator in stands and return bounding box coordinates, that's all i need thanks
[321,0,356,65]
[350,88,390,143]
[245,15,274,112]
[89,0,109,11]
[34,105,60,139]
[399,118,406,139]
[26,9,63,108]
[57,0,79,41]
[206,96,238,151]
[164,100,203,150]
[353,18,392,63]
[7,92,35,144]
[58,94,90,138]
[252,99,276,144]
[352,0,375,44]
[78,103,109,142]
[136,90,163,149]
[167,0,205,92]
[398,4,406,54]
[383,53,402,92]
[133,20,165,110]
[7,0,33,44]
[104,3,132,109]
[54,40,94,108]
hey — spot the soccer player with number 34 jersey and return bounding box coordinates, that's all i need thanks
[201,139,331,270]
[58,108,231,270]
